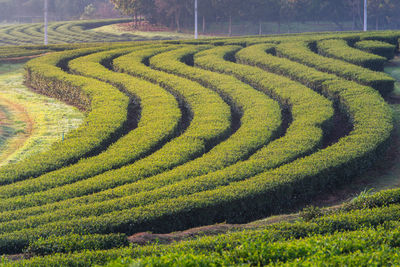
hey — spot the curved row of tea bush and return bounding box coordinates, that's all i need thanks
[3,39,384,251]
[317,38,388,71]
[0,44,333,231]
[0,32,390,248]
[0,19,137,46]
[12,192,400,266]
[237,43,392,179]
[0,46,183,199]
[19,163,400,261]
[0,43,382,252]
[354,40,397,60]
[0,44,332,225]
[0,46,233,212]
[0,46,135,187]
[0,30,397,258]
[276,41,395,95]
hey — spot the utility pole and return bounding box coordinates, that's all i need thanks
[44,0,48,45]
[194,0,198,39]
[363,0,367,31]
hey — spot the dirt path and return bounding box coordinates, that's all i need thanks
[0,63,84,165]
[0,96,33,164]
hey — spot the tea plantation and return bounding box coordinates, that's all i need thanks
[0,26,399,266]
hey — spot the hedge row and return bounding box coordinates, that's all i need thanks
[238,43,392,178]
[10,203,400,266]
[355,40,397,60]
[26,233,128,256]
[0,30,397,257]
[110,225,400,266]
[0,43,293,230]
[0,45,232,213]
[0,46,133,187]
[0,45,181,199]
[317,38,388,71]
[0,45,337,253]
[0,19,136,46]
[0,44,331,226]
[275,41,395,95]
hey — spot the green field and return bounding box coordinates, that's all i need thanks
[0,22,399,266]
[0,64,84,166]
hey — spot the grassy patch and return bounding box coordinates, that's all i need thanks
[0,63,84,165]
[92,24,204,40]
[384,57,400,94]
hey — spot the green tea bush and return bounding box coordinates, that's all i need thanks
[355,40,397,60]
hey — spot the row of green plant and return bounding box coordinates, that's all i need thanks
[0,43,331,234]
[0,44,330,226]
[275,40,395,95]
[0,45,233,216]
[12,189,400,266]
[0,30,397,260]
[25,233,129,256]
[0,45,181,199]
[0,42,122,62]
[19,163,400,262]
[0,33,390,241]
[0,19,135,46]
[354,40,397,60]
[237,42,393,186]
[0,46,133,187]
[0,44,334,253]
[317,38,388,71]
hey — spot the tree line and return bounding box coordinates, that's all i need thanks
[110,0,400,34]
[0,0,116,22]
[1,0,399,34]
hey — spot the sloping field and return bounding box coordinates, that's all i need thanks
[0,30,400,265]
[0,18,196,47]
[0,63,84,166]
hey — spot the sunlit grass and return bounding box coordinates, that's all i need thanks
[92,24,205,40]
[0,63,84,165]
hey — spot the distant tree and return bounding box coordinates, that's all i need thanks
[211,0,244,35]
[368,0,398,30]
[111,0,155,26]
[153,0,193,31]
[246,0,280,34]
[198,0,213,33]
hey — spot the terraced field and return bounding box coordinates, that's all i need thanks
[0,18,198,48]
[0,30,400,265]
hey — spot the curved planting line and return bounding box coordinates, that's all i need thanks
[148,46,281,168]
[275,41,395,95]
[51,22,109,44]
[0,46,131,186]
[55,20,133,43]
[0,45,179,198]
[0,44,335,250]
[22,24,66,45]
[354,40,397,60]
[317,39,388,71]
[0,26,31,46]
[0,33,395,255]
[0,44,283,226]
[18,24,47,43]
[7,25,44,45]
[0,45,231,212]
[0,65,84,166]
[11,202,400,266]
[0,38,390,252]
